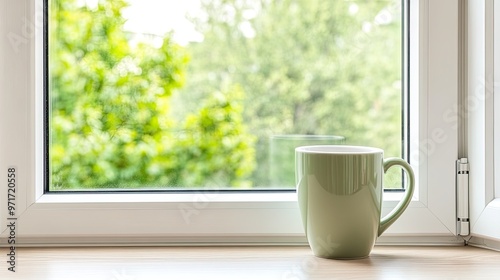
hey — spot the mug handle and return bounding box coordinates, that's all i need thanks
[378,158,415,236]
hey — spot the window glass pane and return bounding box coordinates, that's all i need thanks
[47,0,404,191]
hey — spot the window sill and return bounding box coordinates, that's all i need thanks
[1,245,500,279]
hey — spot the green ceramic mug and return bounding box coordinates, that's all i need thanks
[295,145,415,259]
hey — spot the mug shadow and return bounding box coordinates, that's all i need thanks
[297,250,455,279]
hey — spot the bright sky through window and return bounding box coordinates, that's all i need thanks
[122,0,204,45]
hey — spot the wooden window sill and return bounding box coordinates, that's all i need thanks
[2,245,500,279]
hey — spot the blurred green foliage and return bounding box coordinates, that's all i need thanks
[49,0,255,189]
[174,86,256,188]
[177,0,403,187]
[49,0,403,190]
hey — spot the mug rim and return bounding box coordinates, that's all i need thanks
[295,145,383,154]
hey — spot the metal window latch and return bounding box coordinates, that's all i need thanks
[456,158,469,236]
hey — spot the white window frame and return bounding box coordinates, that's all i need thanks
[468,0,500,249]
[0,0,465,246]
